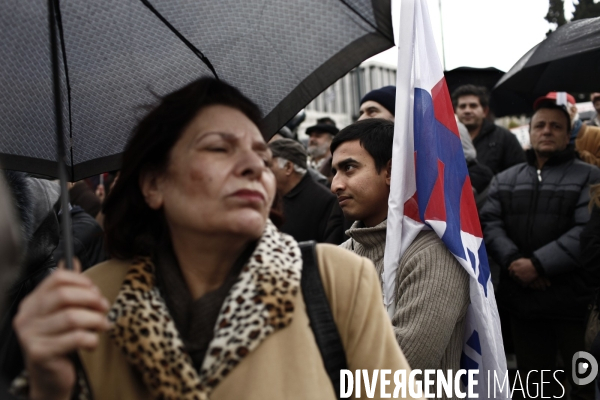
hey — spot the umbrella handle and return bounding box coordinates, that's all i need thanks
[49,0,74,271]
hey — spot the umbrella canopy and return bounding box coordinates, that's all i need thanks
[493,16,600,115]
[444,66,505,95]
[0,0,394,181]
[443,66,532,117]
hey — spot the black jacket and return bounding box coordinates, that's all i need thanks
[480,148,600,320]
[581,204,600,288]
[473,120,525,175]
[467,158,494,195]
[280,174,344,244]
[53,206,106,271]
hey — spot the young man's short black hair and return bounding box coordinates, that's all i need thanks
[330,118,394,173]
[451,84,490,109]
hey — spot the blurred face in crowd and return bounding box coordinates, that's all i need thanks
[529,107,570,160]
[307,131,333,160]
[593,97,600,114]
[141,105,276,241]
[269,157,292,196]
[358,101,394,122]
[455,95,488,131]
[331,139,390,228]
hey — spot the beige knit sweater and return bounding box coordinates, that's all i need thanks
[341,220,470,393]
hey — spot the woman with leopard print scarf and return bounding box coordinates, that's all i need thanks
[11,78,419,400]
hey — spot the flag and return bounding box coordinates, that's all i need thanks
[382,0,508,397]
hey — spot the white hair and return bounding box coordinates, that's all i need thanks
[276,157,307,175]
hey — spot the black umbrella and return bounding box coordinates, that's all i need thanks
[443,66,532,117]
[0,0,394,181]
[444,66,505,95]
[0,0,393,270]
[493,16,600,113]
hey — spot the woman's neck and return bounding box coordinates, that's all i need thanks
[169,229,249,300]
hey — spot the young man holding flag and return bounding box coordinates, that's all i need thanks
[338,0,508,398]
[331,119,470,399]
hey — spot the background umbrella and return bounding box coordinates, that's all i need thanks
[444,66,532,117]
[444,66,505,95]
[0,0,394,181]
[493,16,600,116]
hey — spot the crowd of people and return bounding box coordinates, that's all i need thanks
[0,77,600,399]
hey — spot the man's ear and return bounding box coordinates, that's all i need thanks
[139,169,164,210]
[483,106,490,118]
[284,161,294,176]
[385,159,392,186]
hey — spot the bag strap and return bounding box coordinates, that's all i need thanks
[299,241,348,400]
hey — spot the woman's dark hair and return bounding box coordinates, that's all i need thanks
[330,118,394,173]
[103,77,263,259]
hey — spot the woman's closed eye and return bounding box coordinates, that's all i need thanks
[203,139,232,153]
[208,146,228,152]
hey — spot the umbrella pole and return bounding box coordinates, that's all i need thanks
[49,0,74,271]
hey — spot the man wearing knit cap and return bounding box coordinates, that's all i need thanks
[330,119,469,396]
[358,86,395,121]
[269,139,344,244]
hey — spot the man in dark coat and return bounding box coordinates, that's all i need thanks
[269,139,344,244]
[0,171,61,383]
[480,100,600,399]
[453,84,525,174]
[0,172,106,383]
[53,205,106,271]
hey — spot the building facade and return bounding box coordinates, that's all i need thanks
[296,60,397,140]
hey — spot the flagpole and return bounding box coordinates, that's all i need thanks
[383,0,416,319]
[438,0,447,71]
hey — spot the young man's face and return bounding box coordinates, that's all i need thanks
[455,95,487,131]
[331,139,390,228]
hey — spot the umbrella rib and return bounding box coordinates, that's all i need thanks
[139,0,219,80]
[53,0,75,179]
[337,0,393,42]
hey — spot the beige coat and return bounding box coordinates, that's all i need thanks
[79,236,420,399]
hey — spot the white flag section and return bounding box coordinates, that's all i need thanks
[382,0,509,398]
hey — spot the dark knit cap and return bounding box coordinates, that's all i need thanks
[269,138,308,169]
[305,123,339,136]
[360,86,396,116]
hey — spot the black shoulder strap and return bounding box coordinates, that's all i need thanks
[299,241,348,400]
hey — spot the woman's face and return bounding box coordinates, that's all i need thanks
[143,104,275,241]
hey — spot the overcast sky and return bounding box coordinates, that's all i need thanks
[369,0,576,72]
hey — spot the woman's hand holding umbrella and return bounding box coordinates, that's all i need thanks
[13,259,111,400]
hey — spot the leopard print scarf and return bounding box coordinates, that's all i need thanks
[108,220,302,399]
